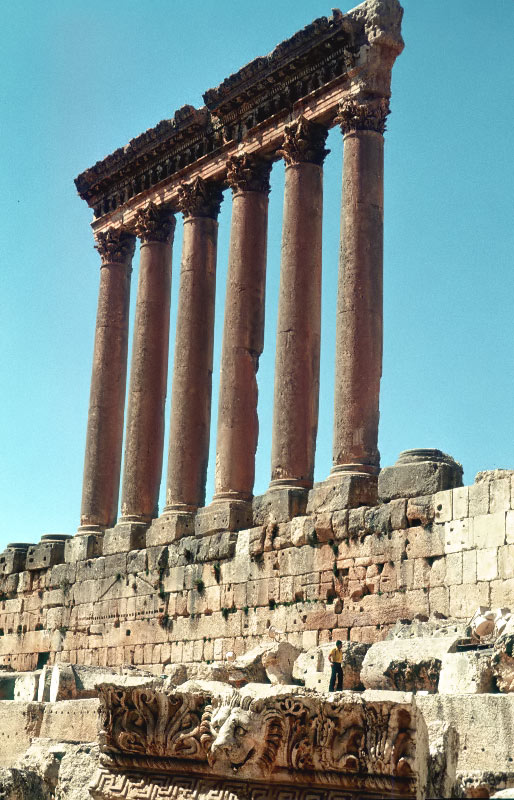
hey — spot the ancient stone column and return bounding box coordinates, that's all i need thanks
[331,98,389,478]
[270,116,328,490]
[79,229,135,531]
[164,177,223,517]
[213,154,271,504]
[119,203,175,524]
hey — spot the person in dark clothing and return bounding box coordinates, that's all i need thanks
[328,639,343,691]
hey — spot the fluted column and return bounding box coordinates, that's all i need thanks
[119,203,175,524]
[270,116,329,490]
[164,177,223,513]
[213,154,271,503]
[331,97,389,477]
[79,229,135,531]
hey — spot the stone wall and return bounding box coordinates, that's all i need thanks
[1,474,513,673]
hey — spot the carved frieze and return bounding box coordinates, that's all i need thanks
[96,684,424,798]
[133,202,176,244]
[277,116,329,166]
[336,97,390,135]
[177,177,224,220]
[226,154,272,195]
[94,229,136,265]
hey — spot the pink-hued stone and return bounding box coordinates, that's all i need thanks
[79,230,135,531]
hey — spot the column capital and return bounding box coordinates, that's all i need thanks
[226,153,272,195]
[177,176,224,220]
[133,202,176,244]
[336,97,390,135]
[278,115,329,167]
[94,228,136,265]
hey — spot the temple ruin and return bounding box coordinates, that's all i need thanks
[1,1,514,797]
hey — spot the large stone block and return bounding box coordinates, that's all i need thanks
[26,536,71,571]
[103,523,146,555]
[0,702,44,766]
[378,449,463,502]
[361,635,461,692]
[146,513,195,546]
[306,474,377,514]
[64,533,103,563]
[253,487,307,525]
[292,641,369,690]
[438,650,494,694]
[195,500,252,537]
[0,544,31,575]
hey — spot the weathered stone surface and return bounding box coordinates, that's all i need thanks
[293,641,369,690]
[378,449,463,502]
[49,663,157,702]
[102,523,146,555]
[195,501,252,537]
[361,636,460,692]
[260,641,301,685]
[64,533,103,563]
[0,703,44,767]
[438,650,494,694]
[306,474,377,513]
[492,629,514,693]
[39,699,99,742]
[253,487,307,524]
[0,767,47,800]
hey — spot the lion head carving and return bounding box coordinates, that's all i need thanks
[199,692,284,776]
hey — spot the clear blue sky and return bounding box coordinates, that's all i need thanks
[1,1,513,548]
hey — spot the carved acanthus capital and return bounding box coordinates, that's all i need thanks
[336,97,390,135]
[226,154,272,195]
[94,229,136,265]
[177,176,224,220]
[278,116,329,166]
[133,202,176,243]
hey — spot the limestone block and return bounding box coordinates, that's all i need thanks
[260,642,301,684]
[499,545,514,580]
[438,650,494,694]
[468,480,490,517]
[292,641,369,690]
[37,666,52,702]
[0,545,30,575]
[0,766,47,797]
[64,533,103,563]
[14,672,40,702]
[506,512,514,545]
[195,501,252,537]
[406,495,434,527]
[361,636,460,692]
[290,516,315,547]
[443,518,473,553]
[445,552,462,585]
[102,523,146,555]
[0,702,44,766]
[39,698,99,742]
[473,512,506,549]
[476,548,498,582]
[492,630,514,693]
[146,513,194,546]
[406,525,445,559]
[252,487,307,525]
[26,539,68,571]
[426,721,459,800]
[434,490,453,523]
[449,583,490,619]
[378,449,463,502]
[306,474,377,513]
[490,478,512,513]
[452,486,469,520]
[49,663,157,701]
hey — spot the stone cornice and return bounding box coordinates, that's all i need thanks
[75,1,403,225]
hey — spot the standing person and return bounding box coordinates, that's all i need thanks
[328,640,343,691]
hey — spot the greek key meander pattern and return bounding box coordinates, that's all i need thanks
[90,769,387,800]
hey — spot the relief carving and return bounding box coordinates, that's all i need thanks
[177,176,224,219]
[277,116,329,166]
[336,97,390,135]
[226,154,272,195]
[133,201,176,243]
[94,229,136,265]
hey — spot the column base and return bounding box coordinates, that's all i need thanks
[306,472,378,514]
[102,522,147,555]
[65,532,103,563]
[195,499,252,538]
[253,486,308,525]
[146,511,195,546]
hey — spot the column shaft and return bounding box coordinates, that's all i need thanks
[165,178,223,511]
[214,156,271,501]
[332,99,388,476]
[270,117,328,489]
[120,204,175,523]
[80,230,135,530]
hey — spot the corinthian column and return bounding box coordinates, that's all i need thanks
[270,116,328,491]
[164,177,223,517]
[214,154,271,503]
[79,228,135,531]
[331,98,389,479]
[119,203,175,525]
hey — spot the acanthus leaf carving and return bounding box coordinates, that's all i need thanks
[94,229,136,265]
[226,154,272,195]
[177,176,224,219]
[277,115,329,166]
[133,201,176,243]
[336,97,390,135]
